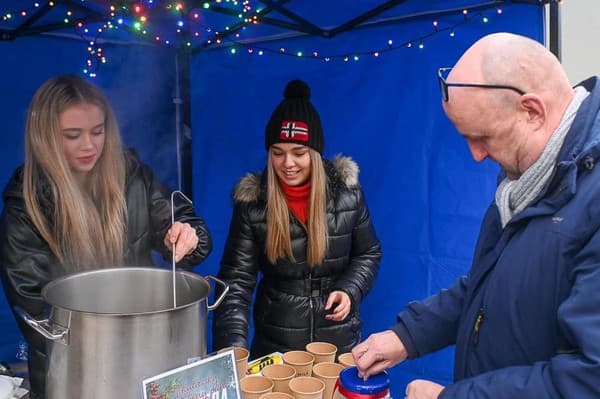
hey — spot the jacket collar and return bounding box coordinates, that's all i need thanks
[557,76,600,164]
[502,76,600,225]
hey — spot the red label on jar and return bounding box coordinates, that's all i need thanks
[334,380,390,399]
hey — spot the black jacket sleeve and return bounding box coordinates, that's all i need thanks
[0,197,55,376]
[127,152,212,268]
[212,202,259,350]
[332,187,381,309]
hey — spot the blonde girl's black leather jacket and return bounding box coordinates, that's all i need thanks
[212,155,381,357]
[0,150,212,396]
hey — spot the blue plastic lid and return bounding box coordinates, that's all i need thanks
[338,367,390,394]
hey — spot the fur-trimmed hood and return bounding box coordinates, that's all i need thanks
[233,155,360,203]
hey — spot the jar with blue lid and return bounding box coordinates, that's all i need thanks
[333,367,391,399]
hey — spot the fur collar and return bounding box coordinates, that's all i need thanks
[233,155,360,203]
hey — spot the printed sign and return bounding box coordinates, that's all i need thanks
[142,350,241,399]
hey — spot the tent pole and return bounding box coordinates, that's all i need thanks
[548,1,561,61]
[174,51,193,196]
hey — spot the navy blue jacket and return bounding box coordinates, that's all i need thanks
[392,77,600,398]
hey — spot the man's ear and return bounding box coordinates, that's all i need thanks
[520,93,546,130]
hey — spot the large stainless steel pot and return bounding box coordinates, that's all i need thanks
[16,267,228,399]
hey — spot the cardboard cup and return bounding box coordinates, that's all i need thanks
[240,375,274,399]
[288,376,325,399]
[312,362,345,399]
[261,363,297,393]
[218,347,250,380]
[283,350,315,377]
[259,392,296,399]
[336,352,355,368]
[305,342,337,364]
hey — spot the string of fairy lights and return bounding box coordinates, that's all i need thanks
[229,8,503,62]
[0,1,510,77]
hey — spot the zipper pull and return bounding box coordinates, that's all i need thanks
[472,308,485,346]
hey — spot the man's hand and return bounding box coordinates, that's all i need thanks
[352,330,408,379]
[405,379,444,399]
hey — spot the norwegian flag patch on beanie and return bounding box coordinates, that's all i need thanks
[280,120,309,142]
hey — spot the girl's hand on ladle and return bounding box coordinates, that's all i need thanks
[164,222,198,262]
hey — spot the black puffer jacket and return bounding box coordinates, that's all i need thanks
[0,150,212,397]
[212,156,381,357]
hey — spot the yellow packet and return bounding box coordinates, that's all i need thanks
[246,352,284,375]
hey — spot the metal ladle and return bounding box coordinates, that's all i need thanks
[170,190,194,308]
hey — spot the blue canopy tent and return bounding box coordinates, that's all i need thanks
[0,0,551,393]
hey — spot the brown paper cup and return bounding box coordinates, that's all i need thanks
[312,362,345,399]
[288,376,325,399]
[259,392,296,399]
[305,342,338,364]
[240,375,274,399]
[218,347,250,380]
[283,350,315,377]
[336,352,355,368]
[262,363,297,393]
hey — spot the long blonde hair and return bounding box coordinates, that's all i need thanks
[266,149,328,265]
[23,75,127,271]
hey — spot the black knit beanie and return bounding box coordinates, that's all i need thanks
[264,79,324,154]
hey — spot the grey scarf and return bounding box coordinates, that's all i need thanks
[495,86,589,227]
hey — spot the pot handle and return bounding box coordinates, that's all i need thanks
[14,306,69,344]
[205,275,229,311]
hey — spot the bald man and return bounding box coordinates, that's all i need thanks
[352,33,600,399]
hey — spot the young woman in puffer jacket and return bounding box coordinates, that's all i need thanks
[212,79,381,359]
[0,75,212,398]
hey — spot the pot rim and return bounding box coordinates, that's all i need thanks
[41,266,209,316]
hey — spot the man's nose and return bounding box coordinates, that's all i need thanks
[468,141,488,162]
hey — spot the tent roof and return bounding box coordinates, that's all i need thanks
[1,0,550,51]
[1,0,552,76]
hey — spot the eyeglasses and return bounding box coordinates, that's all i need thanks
[438,67,526,102]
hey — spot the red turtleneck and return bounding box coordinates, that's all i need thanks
[279,180,310,224]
